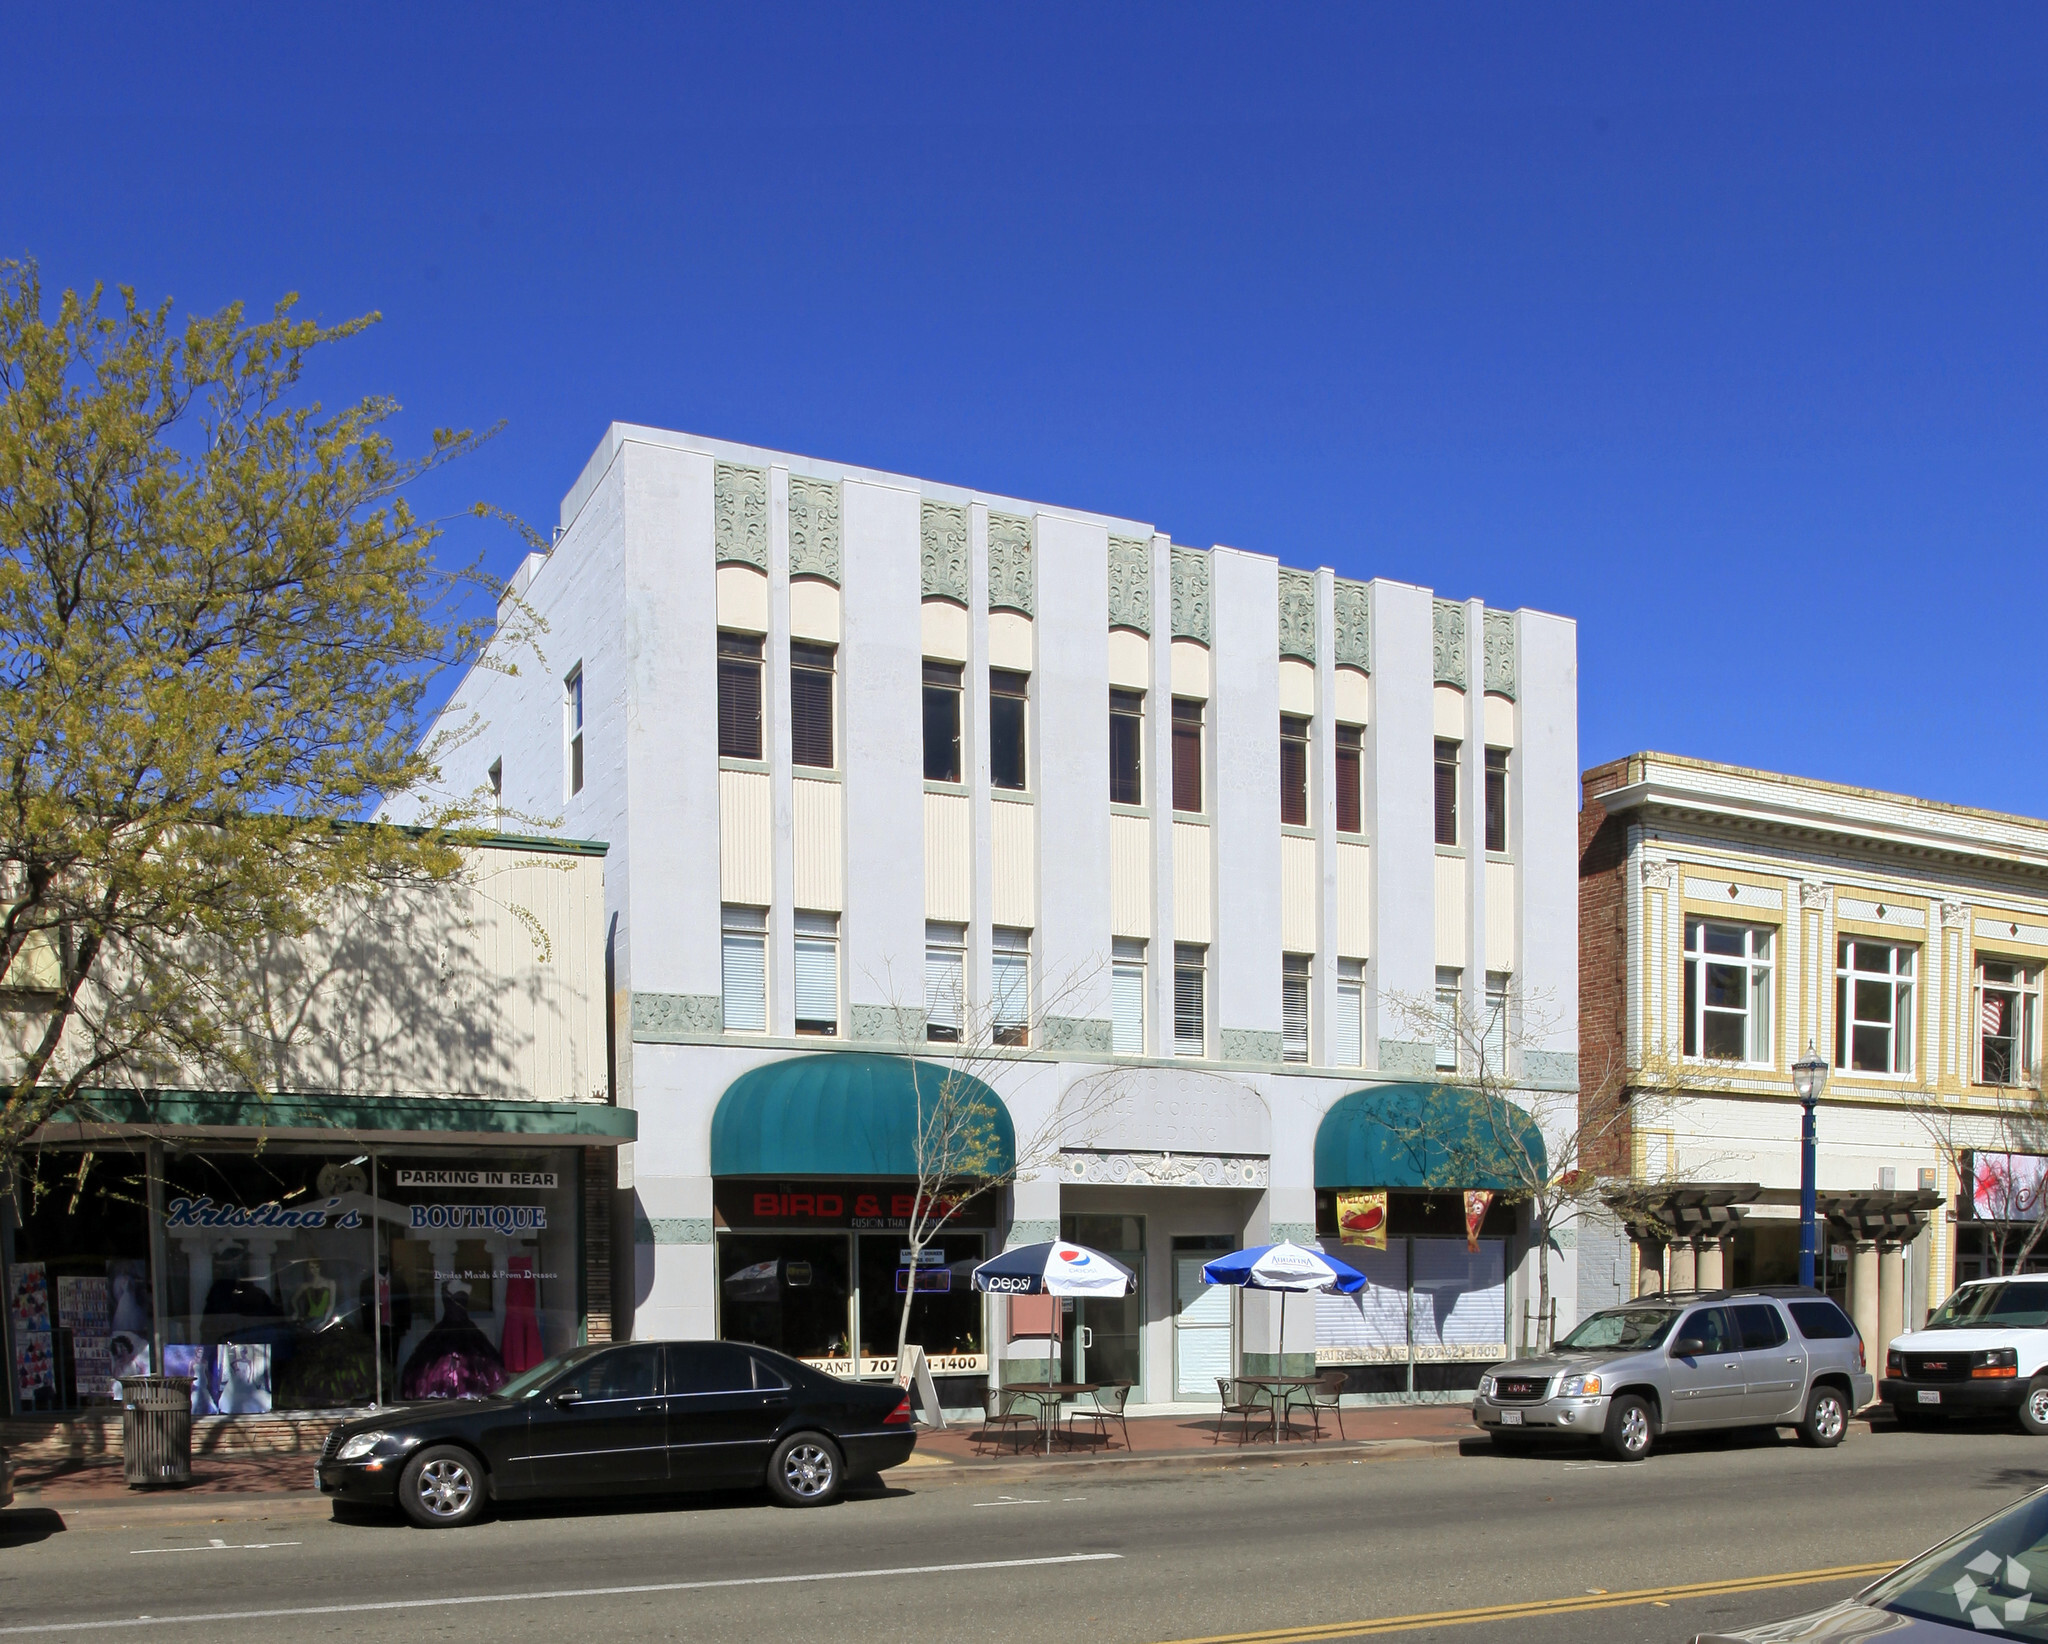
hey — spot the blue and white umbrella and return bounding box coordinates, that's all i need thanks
[1201,1241,1366,1372]
[971,1240,1136,1296]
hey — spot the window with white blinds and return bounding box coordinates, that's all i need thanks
[794,911,839,1036]
[1482,972,1510,1079]
[1112,938,1146,1055]
[925,922,965,1043]
[1174,944,1206,1057]
[992,927,1030,1047]
[1282,954,1310,1064]
[1334,958,1364,1067]
[722,905,767,1033]
[1435,967,1462,1071]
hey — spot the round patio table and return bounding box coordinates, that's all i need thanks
[1002,1382,1100,1454]
[1235,1375,1325,1442]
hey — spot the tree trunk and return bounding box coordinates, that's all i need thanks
[1535,1234,1553,1354]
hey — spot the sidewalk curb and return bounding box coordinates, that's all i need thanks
[877,1433,1464,1489]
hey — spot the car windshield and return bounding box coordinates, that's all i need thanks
[496,1347,602,1401]
[1926,1283,2048,1331]
[1555,1307,1680,1353]
[1864,1487,2048,1640]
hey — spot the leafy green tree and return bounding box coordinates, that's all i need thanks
[0,260,524,1162]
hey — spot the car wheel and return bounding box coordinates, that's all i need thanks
[1797,1384,1848,1449]
[397,1445,486,1528]
[1602,1395,1653,1463]
[2019,1379,2048,1436]
[767,1433,843,1507]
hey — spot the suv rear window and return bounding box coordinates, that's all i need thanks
[1788,1300,1856,1340]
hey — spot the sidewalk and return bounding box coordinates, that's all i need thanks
[913,1400,1475,1466]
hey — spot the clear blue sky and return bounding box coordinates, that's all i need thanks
[7,5,2045,812]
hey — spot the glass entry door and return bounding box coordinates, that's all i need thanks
[1058,1216,1143,1387]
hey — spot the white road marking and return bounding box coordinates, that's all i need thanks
[0,1552,1126,1636]
[972,1496,1050,1507]
[129,1539,301,1556]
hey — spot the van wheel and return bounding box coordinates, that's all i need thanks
[2019,1379,2048,1435]
[766,1433,843,1506]
[1798,1384,1848,1448]
[1602,1395,1653,1462]
[397,1445,486,1528]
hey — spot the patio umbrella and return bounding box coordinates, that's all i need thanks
[970,1241,1136,1296]
[1201,1241,1366,1381]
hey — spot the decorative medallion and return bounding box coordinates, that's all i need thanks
[713,463,768,570]
[920,501,970,603]
[1171,546,1211,644]
[787,474,842,585]
[1482,609,1517,699]
[1333,578,1371,672]
[1107,535,1152,632]
[987,511,1035,615]
[1432,598,1467,688]
[1277,567,1317,662]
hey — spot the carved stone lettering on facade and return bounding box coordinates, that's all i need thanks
[987,511,1035,615]
[1333,578,1371,672]
[1433,599,1468,688]
[1056,1151,1269,1189]
[1171,546,1211,644]
[714,463,768,570]
[787,474,842,585]
[1107,536,1152,632]
[1277,567,1317,662]
[921,501,970,603]
[1482,608,1517,699]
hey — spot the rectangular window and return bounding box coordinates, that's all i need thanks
[1172,698,1204,814]
[565,667,585,795]
[1109,689,1145,806]
[1977,959,2040,1086]
[992,928,1030,1047]
[990,669,1029,791]
[721,905,767,1034]
[1173,943,1207,1056]
[1435,966,1462,1070]
[923,661,963,784]
[1335,724,1363,835]
[1433,739,1459,846]
[925,921,965,1043]
[1335,958,1364,1067]
[1835,939,1915,1075]
[1482,972,1510,1078]
[718,633,764,760]
[1279,715,1310,827]
[1112,938,1146,1055]
[1683,919,1775,1064]
[794,911,840,1036]
[790,643,836,769]
[1282,954,1310,1063]
[1484,748,1508,854]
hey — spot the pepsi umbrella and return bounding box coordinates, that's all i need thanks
[1201,1241,1366,1391]
[971,1241,1136,1296]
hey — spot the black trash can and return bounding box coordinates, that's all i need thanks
[122,1375,193,1488]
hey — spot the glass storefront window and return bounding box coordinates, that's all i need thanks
[718,1234,853,1370]
[855,1231,985,1374]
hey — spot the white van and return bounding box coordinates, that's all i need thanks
[1880,1271,2048,1433]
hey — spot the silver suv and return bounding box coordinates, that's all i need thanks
[1472,1287,1876,1462]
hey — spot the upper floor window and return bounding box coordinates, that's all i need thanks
[1112,938,1146,1054]
[791,642,836,769]
[1977,959,2040,1087]
[1173,943,1207,1055]
[1172,698,1204,814]
[1282,954,1310,1063]
[925,921,966,1042]
[1109,689,1144,805]
[990,669,1029,791]
[1434,967,1462,1070]
[1334,958,1364,1067]
[565,667,585,795]
[923,661,963,784]
[1335,724,1364,835]
[1684,919,1774,1064]
[718,633,763,760]
[1482,971,1510,1078]
[1835,939,1915,1075]
[721,905,767,1034]
[1484,748,1508,853]
[992,927,1031,1047]
[1434,739,1459,846]
[794,911,840,1037]
[1279,716,1310,827]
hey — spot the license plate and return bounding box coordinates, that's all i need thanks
[1500,1410,1524,1425]
[1918,1390,1941,1405]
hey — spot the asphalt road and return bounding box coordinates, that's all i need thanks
[3,1424,2044,1644]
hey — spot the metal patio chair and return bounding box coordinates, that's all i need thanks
[1214,1376,1272,1445]
[1067,1382,1134,1451]
[1302,1369,1347,1443]
[974,1385,1037,1455]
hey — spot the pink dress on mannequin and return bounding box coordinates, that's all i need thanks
[500,1254,543,1374]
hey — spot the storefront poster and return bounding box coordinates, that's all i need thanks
[216,1344,273,1414]
[9,1261,50,1332]
[1970,1152,2048,1222]
[1463,1191,1494,1253]
[15,1332,54,1402]
[108,1259,151,1334]
[1336,1191,1389,1249]
[108,1332,150,1399]
[59,1276,115,1400]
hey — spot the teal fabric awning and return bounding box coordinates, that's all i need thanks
[710,1052,1015,1178]
[1314,1081,1545,1191]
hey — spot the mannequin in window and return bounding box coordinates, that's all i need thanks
[398,1281,506,1400]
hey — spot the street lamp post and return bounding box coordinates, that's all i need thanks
[1791,1042,1830,1289]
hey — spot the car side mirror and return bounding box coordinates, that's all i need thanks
[552,1388,584,1407]
[1672,1337,1706,1357]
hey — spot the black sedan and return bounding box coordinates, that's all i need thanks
[316,1339,915,1527]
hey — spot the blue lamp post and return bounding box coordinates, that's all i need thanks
[1792,1041,1830,1289]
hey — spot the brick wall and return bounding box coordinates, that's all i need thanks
[1580,757,1635,1177]
[583,1146,614,1344]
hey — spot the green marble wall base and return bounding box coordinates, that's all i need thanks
[1241,1351,1318,1378]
